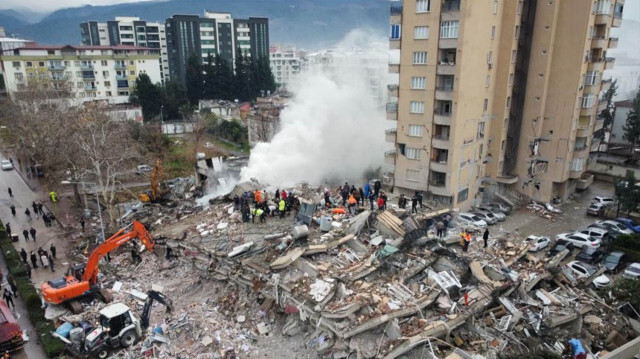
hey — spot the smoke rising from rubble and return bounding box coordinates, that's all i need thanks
[240,29,388,187]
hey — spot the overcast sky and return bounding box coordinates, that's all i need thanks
[0,0,639,20]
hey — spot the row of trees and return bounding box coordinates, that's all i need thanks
[623,87,640,149]
[129,75,189,122]
[186,53,276,105]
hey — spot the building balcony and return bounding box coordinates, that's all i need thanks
[114,63,127,70]
[84,85,97,91]
[430,160,450,173]
[428,178,449,196]
[605,57,616,70]
[601,78,612,92]
[384,149,396,165]
[116,75,128,80]
[594,118,604,131]
[436,63,456,76]
[613,13,622,27]
[598,100,608,112]
[386,102,398,121]
[583,82,601,95]
[389,38,400,50]
[576,126,590,137]
[82,73,95,80]
[48,65,66,71]
[390,3,403,17]
[117,80,129,88]
[580,106,596,117]
[569,168,584,179]
[496,175,519,184]
[435,87,454,101]
[438,38,458,49]
[387,84,399,97]
[432,136,450,150]
[433,112,451,126]
[609,37,618,48]
[385,128,397,143]
[50,76,68,82]
[574,145,589,153]
[441,0,460,21]
[389,64,399,74]
[80,64,94,70]
[591,36,608,49]
[594,13,611,25]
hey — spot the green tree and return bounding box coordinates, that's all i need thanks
[186,53,204,105]
[623,90,640,153]
[250,55,276,98]
[612,278,640,311]
[615,174,640,216]
[202,53,216,99]
[233,53,253,101]
[129,73,162,121]
[596,80,618,140]
[161,80,188,120]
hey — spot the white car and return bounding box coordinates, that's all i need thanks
[623,263,640,280]
[592,196,614,207]
[590,220,633,235]
[457,212,487,227]
[472,211,498,225]
[136,165,152,174]
[555,232,601,249]
[475,206,506,221]
[525,235,551,252]
[487,203,511,214]
[0,160,13,171]
[577,227,609,241]
[567,261,611,288]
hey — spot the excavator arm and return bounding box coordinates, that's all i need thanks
[83,220,155,285]
[141,290,173,329]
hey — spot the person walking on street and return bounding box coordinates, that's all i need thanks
[48,254,55,272]
[29,227,36,241]
[483,228,489,248]
[22,229,29,242]
[7,275,17,297]
[436,221,445,238]
[25,263,31,279]
[20,248,27,264]
[50,243,56,259]
[32,202,39,219]
[37,202,44,216]
[2,289,14,310]
[411,195,418,214]
[463,232,471,252]
[5,223,10,237]
[37,248,45,267]
[30,252,38,269]
[9,205,15,217]
[80,217,85,232]
[41,252,49,268]
[24,208,31,221]
[7,188,13,198]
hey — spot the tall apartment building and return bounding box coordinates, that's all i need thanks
[269,47,302,87]
[80,17,169,83]
[166,11,270,85]
[0,45,162,105]
[387,0,622,208]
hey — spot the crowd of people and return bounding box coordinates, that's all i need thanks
[233,189,302,224]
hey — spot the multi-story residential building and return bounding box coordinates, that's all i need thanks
[386,0,622,209]
[269,47,302,87]
[166,11,269,85]
[0,44,162,105]
[80,17,169,83]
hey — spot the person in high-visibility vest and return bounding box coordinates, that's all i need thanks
[278,199,286,218]
[49,191,58,203]
[463,232,472,252]
[252,208,264,223]
[348,195,357,215]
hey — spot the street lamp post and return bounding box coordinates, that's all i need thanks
[61,181,105,242]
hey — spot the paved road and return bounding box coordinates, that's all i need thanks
[0,155,73,359]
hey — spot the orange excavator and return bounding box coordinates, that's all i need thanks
[42,220,155,313]
[139,158,170,203]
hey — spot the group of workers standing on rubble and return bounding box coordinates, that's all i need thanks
[233,189,300,223]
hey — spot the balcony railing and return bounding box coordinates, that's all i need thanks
[390,4,403,15]
[436,86,454,92]
[386,102,398,112]
[114,63,127,70]
[387,84,399,91]
[80,64,94,70]
[48,65,65,71]
[385,149,396,156]
[433,134,450,140]
[614,11,623,19]
[434,108,452,116]
[429,180,446,187]
[442,0,461,11]
[84,85,97,91]
[385,128,398,135]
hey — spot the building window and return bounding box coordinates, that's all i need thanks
[411,76,426,89]
[25,61,33,67]
[38,61,45,67]
[104,81,111,87]
[506,96,511,108]
[477,122,485,139]
[410,101,425,113]
[413,52,427,64]
[100,61,107,66]
[595,0,612,14]
[493,0,499,14]
[14,73,23,81]
[414,26,429,39]
[11,62,20,69]
[514,25,520,39]
[483,99,488,111]
[103,71,109,77]
[485,75,490,88]
[409,125,424,137]
[416,0,431,13]
[406,169,420,181]
[130,70,136,76]
[585,71,598,86]
[509,73,514,86]
[582,94,595,108]
[490,26,496,39]
[406,147,421,160]
[440,21,459,39]
[570,158,585,171]
[511,50,517,64]
[390,24,401,39]
[457,188,469,203]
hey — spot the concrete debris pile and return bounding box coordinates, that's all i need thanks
[50,184,639,359]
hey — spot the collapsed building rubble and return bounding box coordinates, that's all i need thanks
[49,182,640,359]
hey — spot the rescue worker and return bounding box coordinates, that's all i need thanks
[131,248,142,264]
[7,187,13,198]
[3,289,14,309]
[29,227,36,241]
[50,243,57,258]
[30,252,38,269]
[275,189,280,201]
[9,205,15,216]
[24,208,31,221]
[278,199,286,218]
[464,232,472,252]
[377,196,384,211]
[254,189,262,204]
[436,220,445,238]
[348,194,357,215]
[358,187,365,206]
[20,248,27,264]
[324,191,331,208]
[398,194,406,209]
[80,217,85,231]
[22,229,29,242]
[411,195,418,214]
[50,191,58,203]
[252,207,264,223]
[483,228,490,248]
[233,195,240,210]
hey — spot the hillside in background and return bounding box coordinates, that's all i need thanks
[1,0,388,48]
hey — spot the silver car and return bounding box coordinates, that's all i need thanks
[472,211,498,225]
[0,160,13,171]
[475,206,506,221]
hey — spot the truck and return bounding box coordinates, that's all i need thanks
[0,300,23,353]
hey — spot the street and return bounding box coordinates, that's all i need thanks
[0,153,72,359]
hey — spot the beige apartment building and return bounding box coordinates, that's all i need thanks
[386,0,622,208]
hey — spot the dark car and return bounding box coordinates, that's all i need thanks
[575,247,605,265]
[602,251,629,273]
[548,240,575,257]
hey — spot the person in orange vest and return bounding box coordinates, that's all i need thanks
[348,195,357,215]
[254,190,262,204]
[463,232,472,252]
[377,196,384,211]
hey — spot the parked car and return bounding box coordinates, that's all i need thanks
[615,218,640,234]
[566,261,611,288]
[457,213,487,228]
[525,235,551,252]
[472,211,498,225]
[487,203,512,214]
[574,247,605,265]
[548,239,575,257]
[623,263,640,279]
[475,206,506,221]
[576,227,610,242]
[586,203,608,216]
[0,160,13,171]
[602,251,629,273]
[592,196,615,207]
[589,220,633,235]
[136,165,152,175]
[555,232,601,249]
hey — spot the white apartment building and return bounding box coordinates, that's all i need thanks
[0,45,162,105]
[269,48,302,87]
[80,17,169,83]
